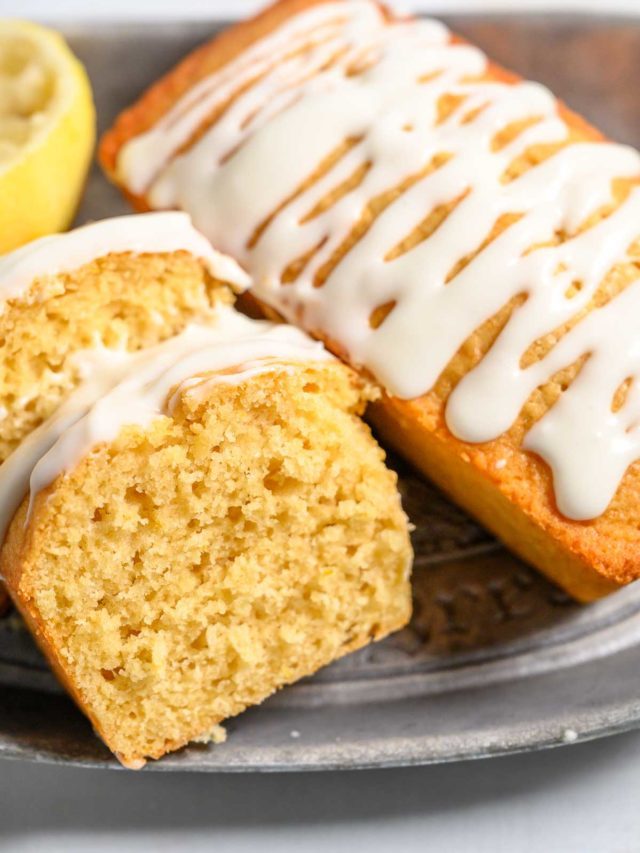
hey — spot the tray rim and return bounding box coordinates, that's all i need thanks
[3,633,640,773]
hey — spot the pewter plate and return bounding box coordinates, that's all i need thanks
[2,14,640,772]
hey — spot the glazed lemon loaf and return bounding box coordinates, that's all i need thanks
[0,211,247,463]
[0,306,412,767]
[102,0,640,601]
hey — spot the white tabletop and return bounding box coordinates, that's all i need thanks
[2,729,640,852]
[2,1,640,850]
[1,0,640,18]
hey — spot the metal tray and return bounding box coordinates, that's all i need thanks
[2,13,640,772]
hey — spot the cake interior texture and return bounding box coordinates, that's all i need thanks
[3,363,411,765]
[0,250,229,462]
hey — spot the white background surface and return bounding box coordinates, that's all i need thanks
[1,0,640,18]
[2,1,640,851]
[3,730,640,852]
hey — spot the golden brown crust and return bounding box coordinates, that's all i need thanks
[368,396,623,602]
[99,0,634,599]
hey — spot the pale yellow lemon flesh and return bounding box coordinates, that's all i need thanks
[0,20,95,253]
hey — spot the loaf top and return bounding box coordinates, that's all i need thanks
[102,0,640,526]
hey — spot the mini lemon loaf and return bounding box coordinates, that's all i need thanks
[0,307,412,767]
[101,0,640,601]
[0,211,247,463]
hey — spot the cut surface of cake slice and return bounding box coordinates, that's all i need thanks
[0,210,248,463]
[0,307,412,767]
[100,0,640,601]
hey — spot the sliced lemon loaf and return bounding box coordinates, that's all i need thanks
[0,306,412,767]
[0,210,248,463]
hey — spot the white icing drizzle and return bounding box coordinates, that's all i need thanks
[0,212,250,305]
[115,1,640,521]
[0,307,332,546]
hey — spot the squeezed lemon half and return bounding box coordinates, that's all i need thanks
[0,20,95,253]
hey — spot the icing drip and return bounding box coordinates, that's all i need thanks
[116,1,640,520]
[0,212,250,305]
[0,307,332,546]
